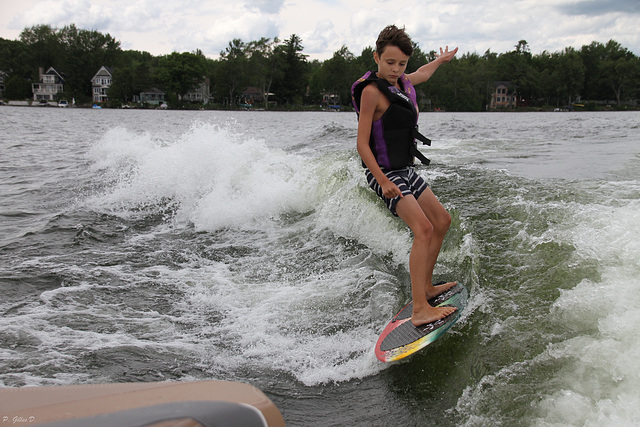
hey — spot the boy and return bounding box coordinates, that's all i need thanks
[351,25,458,326]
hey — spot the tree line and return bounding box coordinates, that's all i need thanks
[1,24,639,110]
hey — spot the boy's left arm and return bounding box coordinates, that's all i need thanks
[408,46,458,86]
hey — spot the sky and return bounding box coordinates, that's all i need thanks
[1,0,639,60]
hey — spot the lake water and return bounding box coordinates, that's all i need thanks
[1,106,639,426]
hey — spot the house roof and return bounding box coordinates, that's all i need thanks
[494,80,516,88]
[92,66,114,80]
[243,87,261,95]
[140,87,165,94]
[43,67,65,82]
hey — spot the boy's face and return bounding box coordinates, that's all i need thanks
[374,45,410,85]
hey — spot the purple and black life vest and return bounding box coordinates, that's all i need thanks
[351,71,430,170]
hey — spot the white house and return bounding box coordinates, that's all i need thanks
[92,66,114,103]
[32,67,64,101]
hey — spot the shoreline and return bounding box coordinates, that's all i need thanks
[1,100,637,112]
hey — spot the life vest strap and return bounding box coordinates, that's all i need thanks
[411,127,431,166]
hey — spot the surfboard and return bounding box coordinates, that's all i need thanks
[375,282,468,362]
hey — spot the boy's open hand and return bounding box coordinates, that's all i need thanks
[436,46,458,63]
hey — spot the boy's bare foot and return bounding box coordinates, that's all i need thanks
[411,304,457,327]
[425,281,457,300]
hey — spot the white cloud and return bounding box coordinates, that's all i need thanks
[244,0,286,14]
[1,0,638,58]
[302,19,334,55]
[196,11,280,55]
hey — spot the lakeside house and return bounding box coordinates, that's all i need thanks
[322,93,340,109]
[32,67,64,101]
[183,77,211,103]
[133,88,166,106]
[92,66,113,103]
[490,81,517,110]
[241,87,263,105]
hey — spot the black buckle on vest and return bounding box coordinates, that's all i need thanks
[411,126,431,166]
[412,126,431,146]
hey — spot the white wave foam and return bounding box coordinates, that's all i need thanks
[536,194,640,425]
[85,120,420,263]
[452,180,640,426]
[159,257,397,385]
[78,118,412,384]
[86,122,315,230]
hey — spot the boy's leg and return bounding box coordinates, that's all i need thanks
[395,195,457,326]
[416,187,456,299]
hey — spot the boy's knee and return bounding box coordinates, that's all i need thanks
[414,219,434,241]
[443,211,452,228]
[435,211,451,234]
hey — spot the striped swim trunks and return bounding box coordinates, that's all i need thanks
[365,167,429,216]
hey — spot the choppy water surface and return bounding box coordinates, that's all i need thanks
[1,107,639,426]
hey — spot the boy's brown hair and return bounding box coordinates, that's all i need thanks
[376,25,413,57]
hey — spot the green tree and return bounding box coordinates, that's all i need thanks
[108,66,134,104]
[495,40,535,102]
[247,37,282,109]
[273,34,307,105]
[531,51,555,106]
[0,37,31,76]
[600,41,637,106]
[133,58,154,94]
[580,40,639,106]
[406,42,428,74]
[108,50,154,104]
[0,37,32,100]
[19,25,62,72]
[156,51,206,105]
[216,39,248,107]
[356,46,377,72]
[458,52,495,111]
[315,45,357,106]
[3,73,32,99]
[554,47,585,106]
